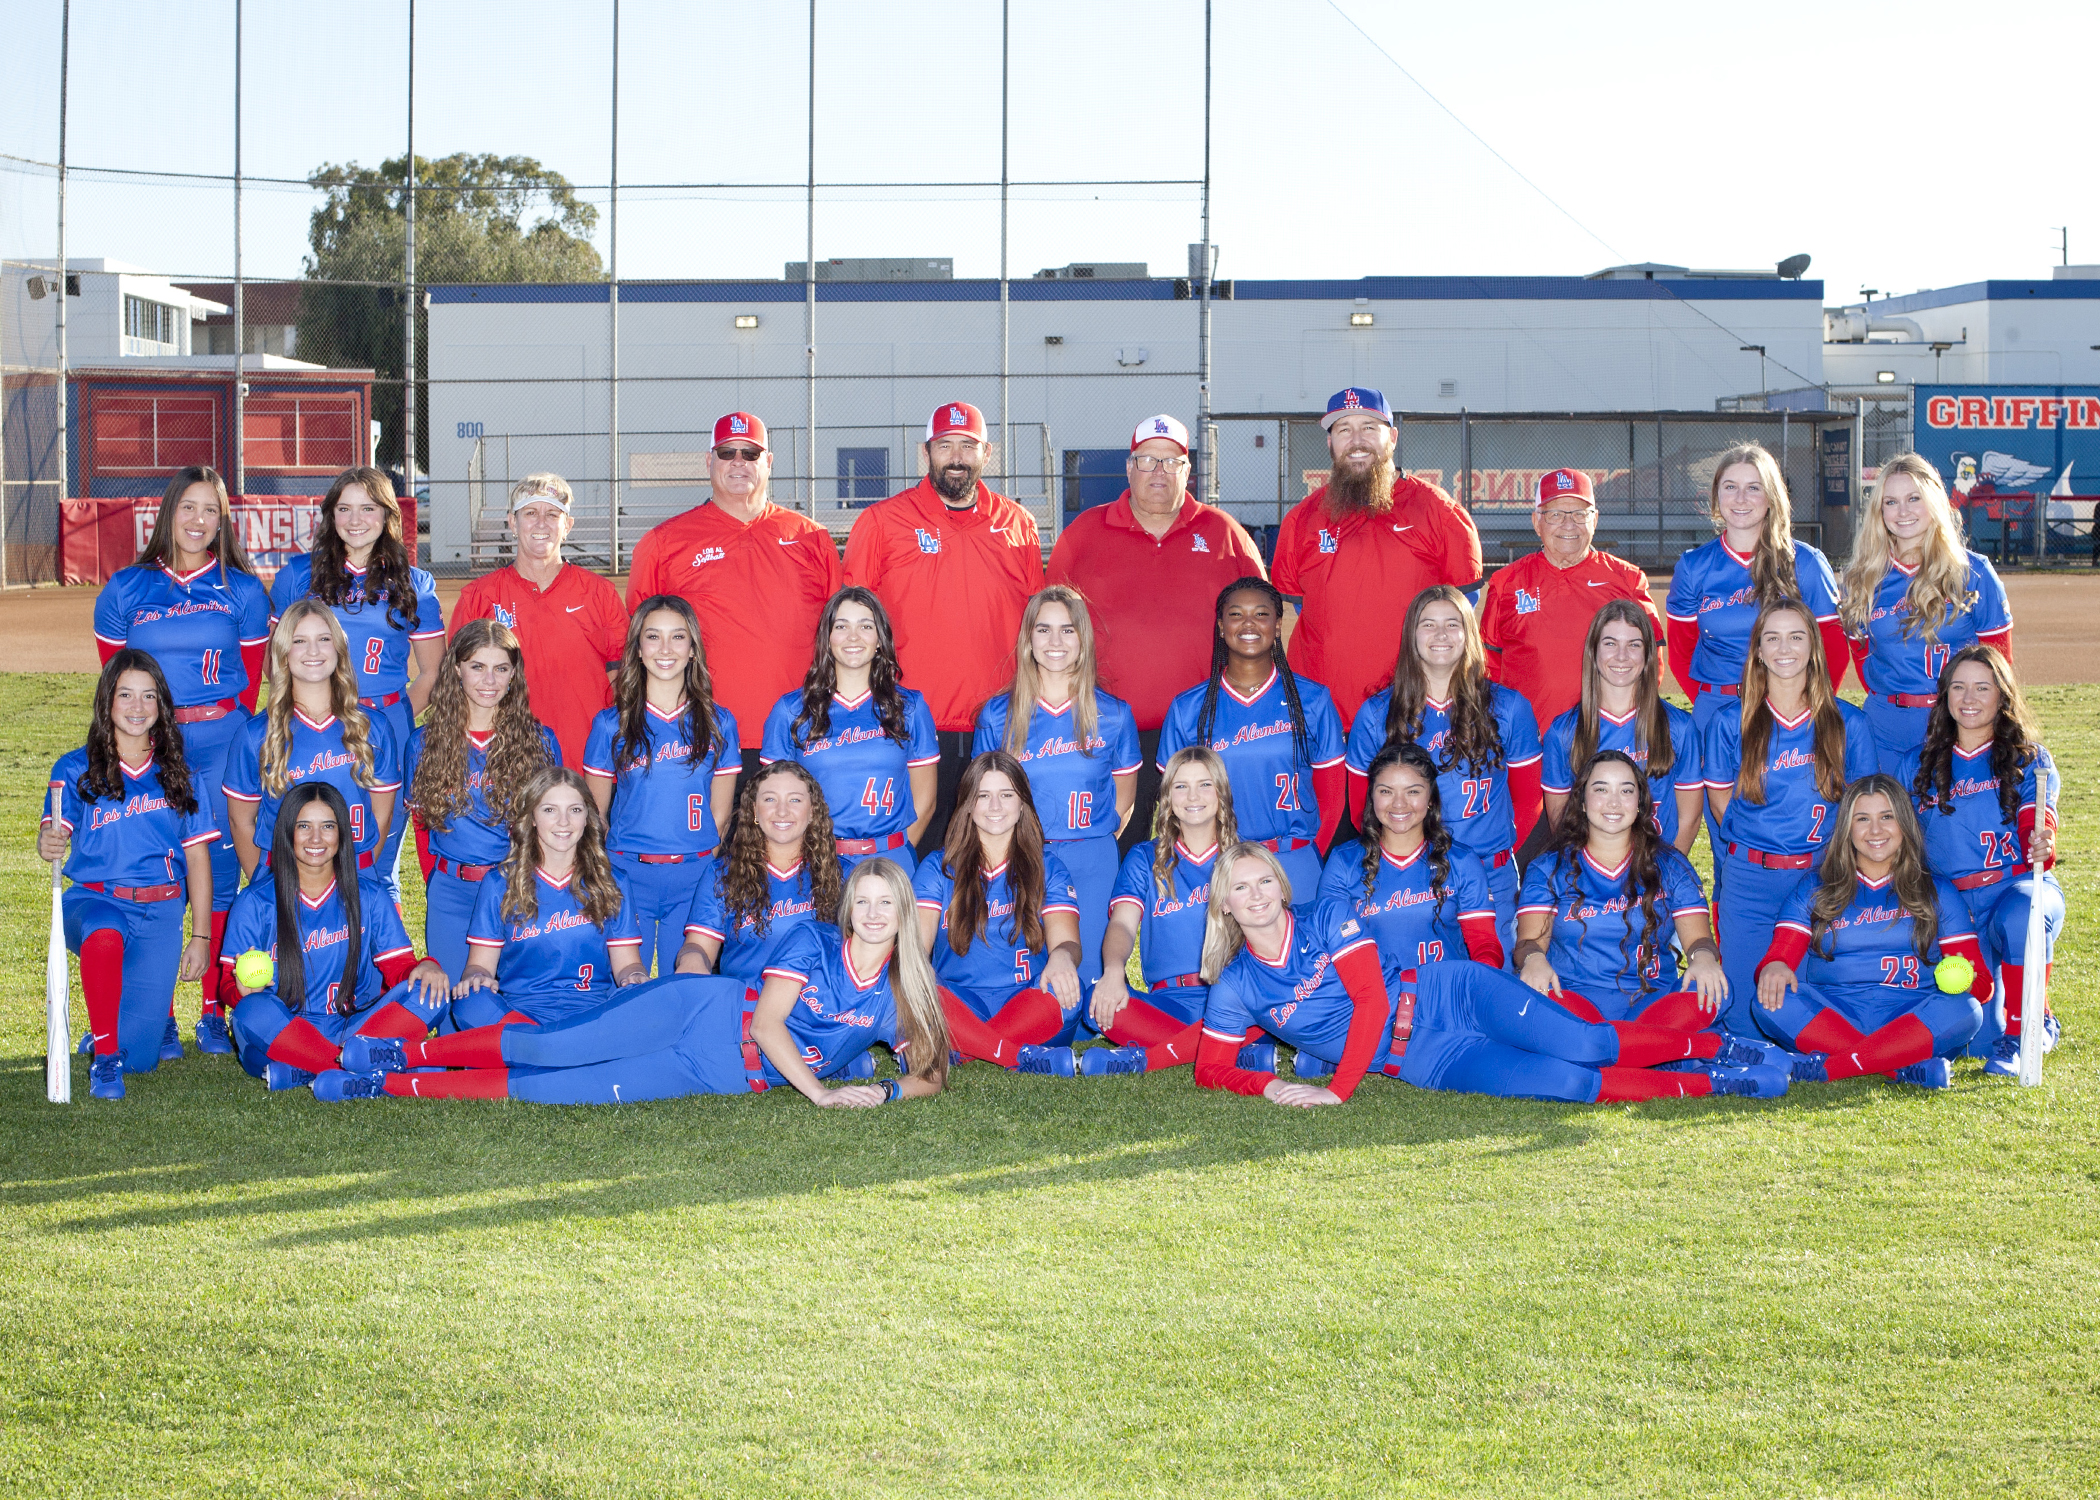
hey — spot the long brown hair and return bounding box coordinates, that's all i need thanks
[1542,750,1671,995]
[136,465,257,577]
[791,587,912,746]
[610,594,724,777]
[1912,644,2046,828]
[1807,775,1937,960]
[309,466,421,633]
[1002,585,1103,759]
[497,767,624,928]
[940,750,1048,957]
[1382,584,1503,776]
[1568,598,1674,780]
[718,763,841,940]
[840,858,949,1086]
[259,601,381,797]
[1735,601,1847,804]
[269,782,365,1016]
[1358,741,1454,915]
[1151,745,1239,890]
[77,649,197,815]
[412,620,555,832]
[1707,443,1800,607]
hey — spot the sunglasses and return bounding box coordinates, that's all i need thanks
[714,446,764,462]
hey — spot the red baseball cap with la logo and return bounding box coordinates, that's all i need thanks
[713,412,769,451]
[926,401,988,443]
[1533,468,1595,506]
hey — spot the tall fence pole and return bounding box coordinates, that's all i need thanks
[998,0,1010,491]
[403,0,417,500]
[55,0,70,541]
[1197,0,1214,506]
[608,0,621,571]
[232,0,244,499]
[804,0,817,516]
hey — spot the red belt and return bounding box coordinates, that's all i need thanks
[1257,837,1313,854]
[1151,973,1206,989]
[1728,842,1813,871]
[1697,682,1741,697]
[80,880,183,903]
[174,698,240,725]
[738,999,770,1092]
[435,856,496,882]
[1485,847,1514,869]
[624,849,715,866]
[1954,863,2031,892]
[360,690,405,709]
[1381,973,1419,1076]
[1882,692,1937,708]
[836,832,909,857]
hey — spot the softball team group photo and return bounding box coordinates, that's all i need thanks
[47,388,2063,1114]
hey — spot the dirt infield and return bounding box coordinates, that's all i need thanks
[8,571,2097,683]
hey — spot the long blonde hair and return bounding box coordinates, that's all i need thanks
[1708,443,1801,606]
[839,858,949,1086]
[1152,746,1239,889]
[1840,452,1977,641]
[1736,601,1848,804]
[497,767,624,928]
[1002,585,1104,761]
[1198,842,1292,984]
[260,599,380,797]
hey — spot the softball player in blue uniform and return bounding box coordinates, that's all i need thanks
[403,621,561,980]
[92,465,271,1046]
[915,751,1085,1072]
[1195,846,1777,1107]
[675,762,843,985]
[1346,586,1542,962]
[1752,776,1990,1088]
[1704,602,1878,1034]
[221,783,449,1089]
[268,467,445,902]
[1540,599,1702,853]
[974,585,1141,985]
[1840,454,2015,775]
[325,859,951,1107]
[1085,746,1237,1075]
[583,596,740,976]
[40,651,218,1096]
[223,600,401,880]
[1157,577,1345,904]
[1898,645,2062,1073]
[762,588,939,874]
[450,768,648,1030]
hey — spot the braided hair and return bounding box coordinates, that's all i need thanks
[1357,741,1453,916]
[1193,577,1313,768]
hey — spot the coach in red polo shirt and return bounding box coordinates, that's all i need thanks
[625,412,842,778]
[1479,467,1661,730]
[1272,386,1483,726]
[1048,412,1266,848]
[844,400,1045,848]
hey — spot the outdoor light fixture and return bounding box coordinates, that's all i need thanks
[1044,335,1063,345]
[1350,312,1375,327]
[733,315,759,329]
[1877,371,1897,384]
[27,276,47,299]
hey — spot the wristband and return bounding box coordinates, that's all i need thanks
[881,1078,901,1103]
[1684,939,1720,963]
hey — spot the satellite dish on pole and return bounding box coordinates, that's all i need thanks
[1777,254,1812,280]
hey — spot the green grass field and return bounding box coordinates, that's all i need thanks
[1,672,2095,1498]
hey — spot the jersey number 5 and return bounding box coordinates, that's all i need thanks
[1013,948,1031,983]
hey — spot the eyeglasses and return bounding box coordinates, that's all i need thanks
[1538,508,1593,527]
[714,446,764,462]
[1131,454,1190,473]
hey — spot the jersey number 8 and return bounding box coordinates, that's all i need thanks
[362,638,386,676]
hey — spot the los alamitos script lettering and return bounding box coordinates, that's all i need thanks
[87,791,173,830]
[507,906,603,943]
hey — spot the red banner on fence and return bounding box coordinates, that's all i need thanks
[60,495,418,586]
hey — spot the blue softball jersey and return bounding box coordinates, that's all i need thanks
[465,866,645,1020]
[1317,838,1493,968]
[1540,703,1703,846]
[1898,741,2058,882]
[93,560,272,707]
[1664,538,1840,691]
[1108,840,1220,985]
[1346,685,1543,859]
[1517,846,1709,1005]
[47,749,219,886]
[1202,902,1380,1060]
[268,554,446,701]
[1774,871,1976,1012]
[1849,554,2012,701]
[757,920,904,1083]
[684,857,831,983]
[1156,669,1345,845]
[972,690,1141,839]
[761,688,940,841]
[403,724,563,869]
[913,849,1081,998]
[582,701,740,855]
[1704,700,1877,856]
[222,873,414,1017]
[222,708,403,857]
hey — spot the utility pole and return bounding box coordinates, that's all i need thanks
[1197,0,1215,505]
[233,0,245,498]
[403,0,417,499]
[609,0,621,570]
[804,0,817,516]
[999,0,1010,490]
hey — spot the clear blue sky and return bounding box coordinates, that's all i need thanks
[3,0,2092,306]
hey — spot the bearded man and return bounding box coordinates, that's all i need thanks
[843,399,1045,849]
[1271,386,1483,725]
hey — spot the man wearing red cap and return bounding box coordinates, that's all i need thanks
[625,412,843,780]
[844,400,1044,847]
[1048,412,1266,849]
[1478,467,1661,733]
[1272,386,1483,727]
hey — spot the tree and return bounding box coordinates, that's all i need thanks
[298,153,602,472]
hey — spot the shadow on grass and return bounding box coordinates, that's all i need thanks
[0,1044,1907,1246]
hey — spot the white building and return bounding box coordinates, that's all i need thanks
[1820,267,2100,392]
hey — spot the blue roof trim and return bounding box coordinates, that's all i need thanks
[1871,280,2100,314]
[431,275,1825,306]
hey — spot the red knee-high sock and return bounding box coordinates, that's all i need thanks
[1611,1020,1721,1067]
[268,1018,343,1073]
[79,929,125,1058]
[1632,990,1710,1033]
[1104,996,1193,1049]
[1795,1007,1870,1057]
[384,1069,510,1099]
[200,910,231,1014]
[1137,1023,1203,1071]
[942,992,1021,1066]
[406,1022,516,1069]
[1597,1065,1712,1101]
[2001,963,2025,1035]
[990,988,1063,1046]
[354,1002,433,1041]
[1555,990,1606,1023]
[1821,1014,1935,1080]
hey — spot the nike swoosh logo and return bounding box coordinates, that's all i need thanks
[566,605,585,613]
[1586,580,1607,586]
[1518,995,1532,1017]
[777,537,798,546]
[1392,525,1414,533]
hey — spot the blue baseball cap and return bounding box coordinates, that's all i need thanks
[1321,386,1394,429]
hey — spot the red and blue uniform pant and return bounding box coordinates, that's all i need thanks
[228,978,448,1080]
[64,886,188,1071]
[1713,850,1807,1037]
[1753,978,1982,1069]
[610,850,714,978]
[1959,874,2063,1055]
